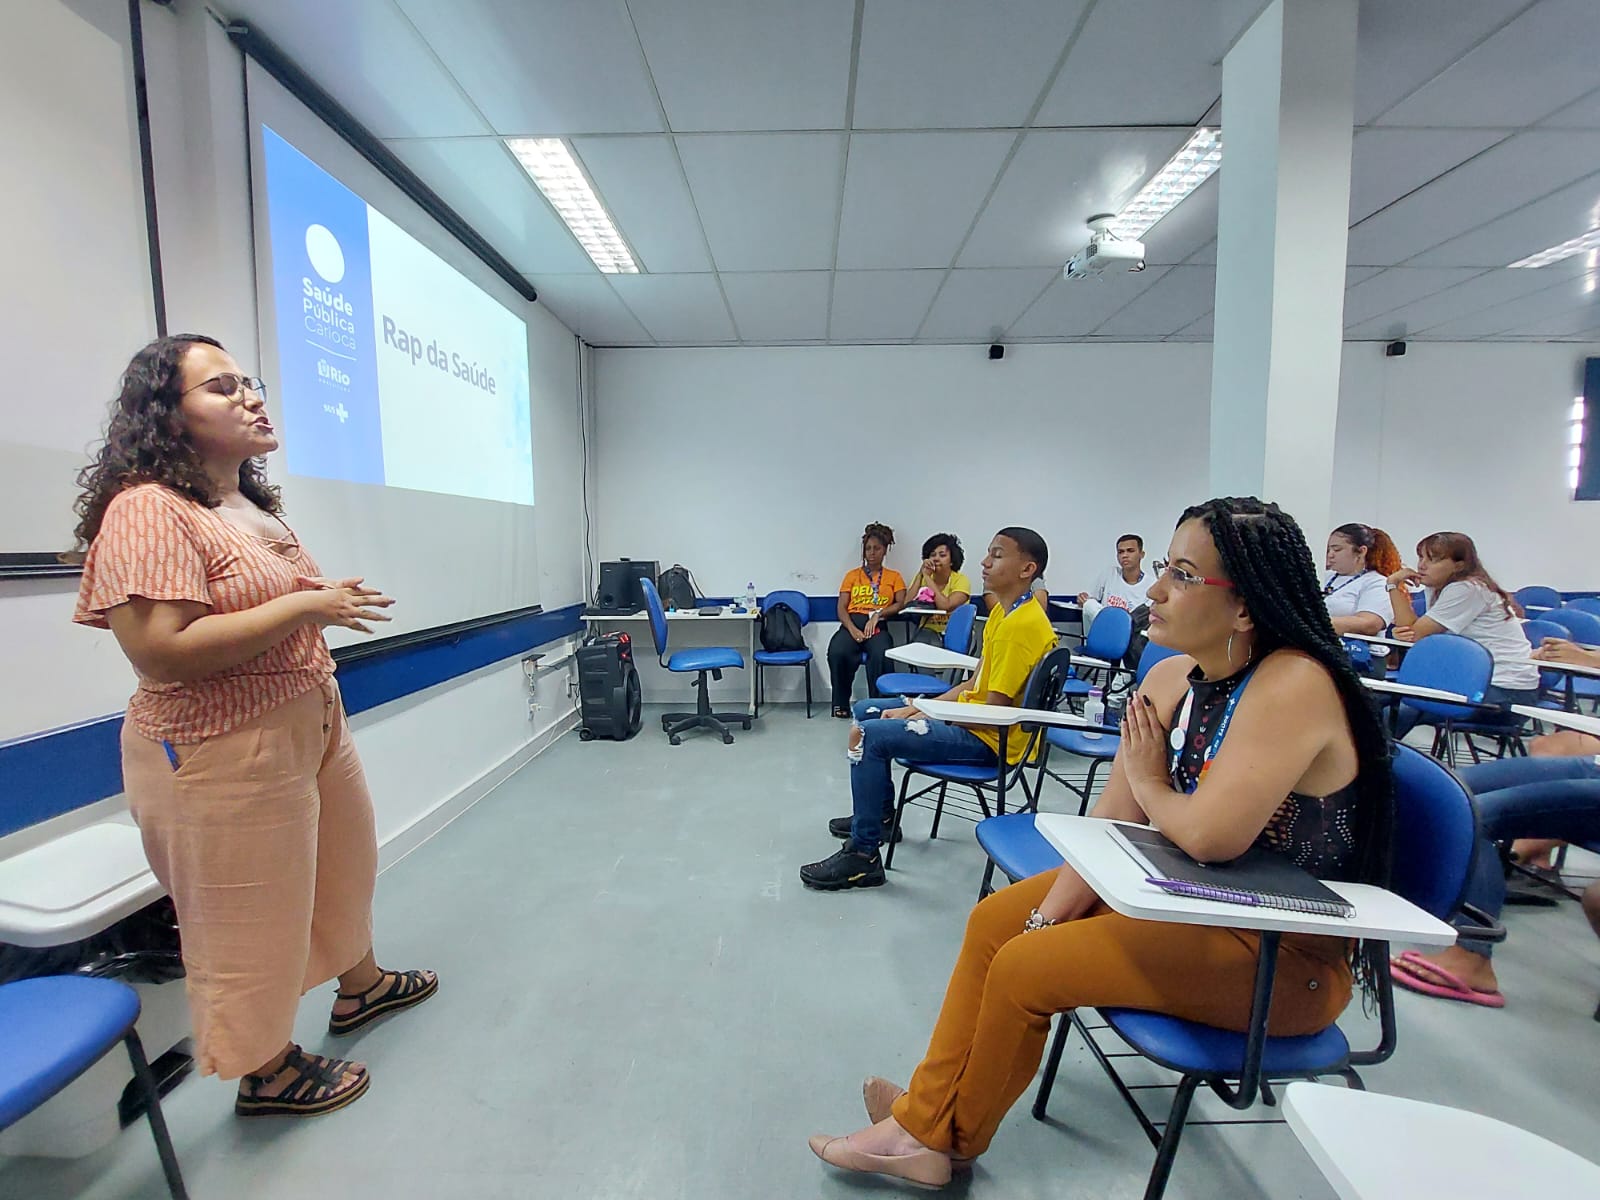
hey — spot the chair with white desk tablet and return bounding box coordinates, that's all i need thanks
[1024,744,1498,1200]
[883,648,1073,870]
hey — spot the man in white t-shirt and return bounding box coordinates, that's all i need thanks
[1077,534,1153,628]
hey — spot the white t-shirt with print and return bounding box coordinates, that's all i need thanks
[1323,572,1390,622]
[1425,580,1539,691]
[1090,567,1153,612]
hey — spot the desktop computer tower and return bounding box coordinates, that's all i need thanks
[576,632,642,741]
[594,559,660,613]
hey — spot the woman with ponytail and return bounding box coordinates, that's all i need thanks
[808,498,1393,1190]
[1323,522,1401,636]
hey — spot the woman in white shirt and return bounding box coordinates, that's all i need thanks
[1387,532,1539,733]
[1325,524,1401,677]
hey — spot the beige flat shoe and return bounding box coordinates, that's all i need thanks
[863,1078,974,1172]
[808,1132,953,1189]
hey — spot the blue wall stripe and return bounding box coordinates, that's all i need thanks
[0,603,585,840]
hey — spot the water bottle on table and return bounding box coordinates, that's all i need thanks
[1082,687,1105,739]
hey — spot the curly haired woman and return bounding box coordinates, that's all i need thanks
[826,522,907,717]
[72,334,436,1118]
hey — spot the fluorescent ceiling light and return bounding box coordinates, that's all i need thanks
[506,138,638,274]
[1508,227,1600,269]
[1108,128,1222,241]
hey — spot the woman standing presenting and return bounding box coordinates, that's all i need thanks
[73,334,436,1117]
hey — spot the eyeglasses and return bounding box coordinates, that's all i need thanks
[182,373,267,401]
[1152,559,1232,589]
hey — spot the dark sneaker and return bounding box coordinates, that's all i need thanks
[800,843,886,890]
[828,814,903,843]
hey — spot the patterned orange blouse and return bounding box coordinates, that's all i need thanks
[74,484,335,743]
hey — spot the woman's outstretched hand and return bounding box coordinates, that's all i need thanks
[295,575,395,634]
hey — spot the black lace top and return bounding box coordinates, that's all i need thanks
[1167,665,1363,881]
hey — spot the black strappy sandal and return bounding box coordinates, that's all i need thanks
[328,968,438,1036]
[832,706,851,719]
[234,1046,369,1117]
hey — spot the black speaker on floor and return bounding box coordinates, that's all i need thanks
[577,632,642,741]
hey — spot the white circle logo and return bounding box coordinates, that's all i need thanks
[305,224,345,283]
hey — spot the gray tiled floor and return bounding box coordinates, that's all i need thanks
[5,705,1599,1199]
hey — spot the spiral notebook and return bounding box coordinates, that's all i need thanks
[1109,824,1355,918]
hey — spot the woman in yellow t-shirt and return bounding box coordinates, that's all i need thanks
[903,533,972,646]
[828,522,907,717]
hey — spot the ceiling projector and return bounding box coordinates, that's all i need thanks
[1063,213,1146,281]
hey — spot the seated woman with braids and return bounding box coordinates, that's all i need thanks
[807,497,1394,1190]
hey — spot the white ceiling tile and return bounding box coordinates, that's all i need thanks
[1345,260,1590,337]
[918,269,1058,340]
[720,272,832,342]
[1408,171,1600,268]
[852,0,1088,129]
[1353,0,1529,125]
[1172,310,1214,340]
[1140,173,1220,266]
[1375,0,1600,128]
[836,132,1016,269]
[1007,267,1172,338]
[828,271,946,340]
[1541,86,1600,129]
[391,0,662,134]
[676,134,844,271]
[1095,265,1217,336]
[569,137,710,273]
[1408,270,1600,339]
[1500,306,1600,338]
[224,0,490,137]
[628,0,854,131]
[958,130,1191,268]
[526,274,651,345]
[1346,266,1384,288]
[384,138,594,273]
[607,274,734,342]
[1339,268,1487,327]
[1348,128,1507,224]
[1038,0,1252,126]
[1188,239,1218,265]
[1346,132,1600,265]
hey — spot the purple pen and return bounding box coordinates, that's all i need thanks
[1145,877,1262,907]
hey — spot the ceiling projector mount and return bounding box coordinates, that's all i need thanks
[1063,214,1147,281]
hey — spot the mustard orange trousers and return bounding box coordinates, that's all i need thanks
[890,868,1351,1158]
[121,680,377,1079]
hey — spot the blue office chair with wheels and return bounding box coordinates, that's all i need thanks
[752,590,814,718]
[1060,606,1134,700]
[884,648,1074,870]
[0,976,188,1198]
[1514,585,1561,613]
[1035,641,1184,818]
[639,577,750,745]
[875,603,978,699]
[1025,744,1501,1200]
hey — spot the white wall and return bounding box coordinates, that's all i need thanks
[594,339,1600,703]
[1,1,590,859]
[1333,341,1600,591]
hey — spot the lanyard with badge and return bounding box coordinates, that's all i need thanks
[1322,572,1366,599]
[1169,666,1257,792]
[864,565,883,606]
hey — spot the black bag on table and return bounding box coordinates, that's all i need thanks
[657,564,698,611]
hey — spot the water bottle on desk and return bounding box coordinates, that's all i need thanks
[1081,687,1105,738]
[745,581,757,611]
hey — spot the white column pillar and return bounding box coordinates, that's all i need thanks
[1209,0,1357,542]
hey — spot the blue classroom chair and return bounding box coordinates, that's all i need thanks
[875,603,978,700]
[0,976,188,1198]
[752,590,815,718]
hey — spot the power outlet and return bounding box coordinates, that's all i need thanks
[527,699,540,721]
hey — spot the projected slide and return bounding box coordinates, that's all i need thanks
[260,125,534,507]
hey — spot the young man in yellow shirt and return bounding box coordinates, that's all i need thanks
[802,528,1059,891]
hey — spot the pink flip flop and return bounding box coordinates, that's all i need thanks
[1391,951,1505,1008]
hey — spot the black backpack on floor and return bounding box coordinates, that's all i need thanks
[760,602,805,652]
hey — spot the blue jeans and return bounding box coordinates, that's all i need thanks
[1394,684,1539,739]
[849,700,996,853]
[1456,755,1600,958]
